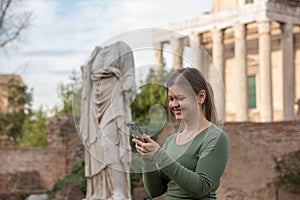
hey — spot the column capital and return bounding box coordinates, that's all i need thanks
[258,20,271,34]
[212,28,223,34]
[153,42,163,71]
[234,22,245,38]
[212,28,224,43]
[170,37,184,55]
[170,37,184,69]
[153,42,163,50]
[280,22,293,33]
[188,32,201,45]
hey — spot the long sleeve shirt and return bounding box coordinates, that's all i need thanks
[142,124,230,200]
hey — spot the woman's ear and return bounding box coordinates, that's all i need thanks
[198,90,206,104]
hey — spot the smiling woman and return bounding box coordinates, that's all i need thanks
[132,67,230,200]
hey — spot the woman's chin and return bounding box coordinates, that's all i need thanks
[175,115,183,120]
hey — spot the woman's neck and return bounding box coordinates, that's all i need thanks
[184,115,210,133]
[176,116,211,145]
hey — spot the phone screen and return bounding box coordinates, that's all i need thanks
[127,121,145,142]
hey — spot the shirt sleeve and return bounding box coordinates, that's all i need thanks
[142,136,174,198]
[142,158,169,198]
[152,131,230,199]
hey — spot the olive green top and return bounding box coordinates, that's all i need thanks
[142,124,230,200]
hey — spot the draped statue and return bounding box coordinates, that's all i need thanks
[80,41,135,200]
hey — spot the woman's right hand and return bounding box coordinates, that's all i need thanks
[132,134,160,160]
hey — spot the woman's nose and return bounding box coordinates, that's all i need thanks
[171,99,179,107]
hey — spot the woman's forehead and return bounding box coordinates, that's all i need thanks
[168,85,194,96]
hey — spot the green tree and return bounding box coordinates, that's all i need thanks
[0,77,32,145]
[57,70,82,115]
[129,65,174,191]
[131,65,174,126]
[19,106,47,147]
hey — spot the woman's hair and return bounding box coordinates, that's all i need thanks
[165,67,217,123]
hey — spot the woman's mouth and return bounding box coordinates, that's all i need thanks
[173,109,182,116]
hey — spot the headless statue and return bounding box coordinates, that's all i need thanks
[80,41,135,200]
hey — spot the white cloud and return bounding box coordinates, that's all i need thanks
[0,0,213,111]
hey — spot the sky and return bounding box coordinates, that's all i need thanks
[0,0,213,112]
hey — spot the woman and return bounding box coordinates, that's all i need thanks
[132,67,230,200]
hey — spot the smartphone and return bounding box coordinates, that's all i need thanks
[127,121,145,142]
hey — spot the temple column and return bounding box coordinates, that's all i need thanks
[281,22,295,121]
[154,42,163,73]
[258,20,273,122]
[189,32,208,77]
[211,28,225,123]
[170,38,184,69]
[234,22,248,121]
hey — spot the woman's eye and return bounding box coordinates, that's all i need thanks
[168,97,174,101]
[177,97,185,101]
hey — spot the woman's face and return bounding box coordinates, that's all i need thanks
[168,85,199,121]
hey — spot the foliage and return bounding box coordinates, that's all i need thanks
[273,150,300,193]
[19,107,47,147]
[129,65,174,192]
[47,161,86,199]
[57,70,82,115]
[0,77,32,145]
[52,65,174,195]
[131,65,174,126]
[0,0,32,50]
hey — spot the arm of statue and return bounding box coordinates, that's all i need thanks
[118,41,135,103]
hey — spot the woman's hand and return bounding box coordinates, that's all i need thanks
[132,134,160,160]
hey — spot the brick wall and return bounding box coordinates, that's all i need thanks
[218,121,300,199]
[0,147,66,188]
[46,115,84,174]
[154,121,300,199]
[0,115,299,199]
[0,114,84,190]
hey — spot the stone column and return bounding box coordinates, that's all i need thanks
[234,22,248,121]
[281,22,295,121]
[258,20,273,122]
[211,28,225,123]
[189,32,208,77]
[170,38,184,69]
[154,42,163,73]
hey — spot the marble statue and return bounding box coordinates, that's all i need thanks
[80,41,135,200]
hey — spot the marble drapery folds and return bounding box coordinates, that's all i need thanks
[80,41,135,200]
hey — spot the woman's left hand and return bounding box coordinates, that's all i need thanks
[132,134,160,160]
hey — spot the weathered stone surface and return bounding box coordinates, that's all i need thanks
[26,194,48,200]
[53,184,85,200]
